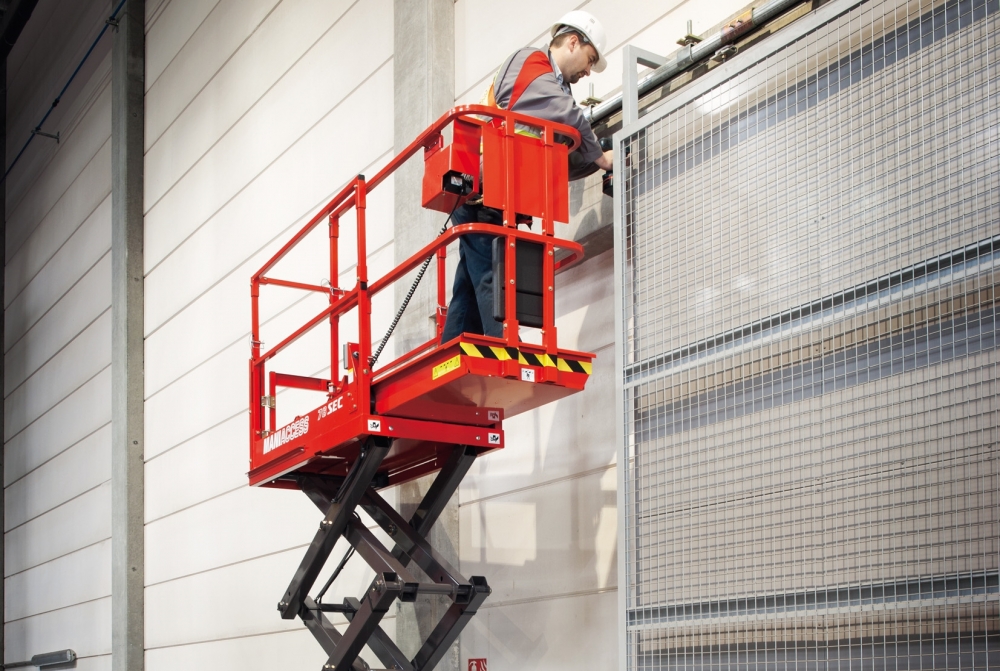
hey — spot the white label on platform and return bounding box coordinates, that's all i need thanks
[368,419,382,432]
[521,368,535,382]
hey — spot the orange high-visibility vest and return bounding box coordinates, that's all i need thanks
[486,50,555,112]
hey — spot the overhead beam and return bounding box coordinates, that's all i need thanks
[111,1,145,670]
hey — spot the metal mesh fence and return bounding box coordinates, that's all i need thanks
[617,0,999,668]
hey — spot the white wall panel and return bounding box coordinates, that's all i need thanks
[552,249,614,353]
[460,467,618,602]
[3,597,111,663]
[145,0,356,206]
[5,252,111,392]
[143,0,392,276]
[3,139,110,316]
[4,539,110,621]
[144,550,308,648]
[5,81,111,258]
[143,163,394,397]
[144,240,396,460]
[454,0,577,101]
[143,67,392,331]
[144,486,318,585]
[4,368,110,486]
[63,657,111,671]
[145,629,326,671]
[144,0,281,147]
[4,2,117,666]
[4,309,110,442]
[144,539,389,649]
[461,590,617,671]
[5,423,110,531]
[463,350,616,502]
[144,415,245,523]
[143,338,245,461]
[144,0,219,93]
[5,482,110,577]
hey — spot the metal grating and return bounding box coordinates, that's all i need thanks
[615,0,1000,668]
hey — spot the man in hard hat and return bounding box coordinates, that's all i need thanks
[441,10,614,343]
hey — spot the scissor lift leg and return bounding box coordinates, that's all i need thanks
[281,442,490,671]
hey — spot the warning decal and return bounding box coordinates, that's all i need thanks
[433,355,462,380]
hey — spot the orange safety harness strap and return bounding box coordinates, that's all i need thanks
[486,50,554,111]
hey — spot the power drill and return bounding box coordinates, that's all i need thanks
[599,137,614,197]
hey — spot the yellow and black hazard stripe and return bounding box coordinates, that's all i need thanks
[459,342,591,375]
[518,351,558,369]
[557,357,592,375]
[460,342,519,361]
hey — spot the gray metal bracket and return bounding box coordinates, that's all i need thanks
[283,443,489,671]
[622,45,669,127]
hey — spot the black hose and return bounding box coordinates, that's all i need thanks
[368,203,459,367]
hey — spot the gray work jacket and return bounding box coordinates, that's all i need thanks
[492,47,604,181]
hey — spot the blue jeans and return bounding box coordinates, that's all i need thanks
[441,203,504,342]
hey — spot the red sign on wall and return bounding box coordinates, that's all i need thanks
[468,659,488,671]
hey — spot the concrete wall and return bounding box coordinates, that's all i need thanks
[4,1,751,669]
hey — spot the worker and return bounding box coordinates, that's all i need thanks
[441,10,614,343]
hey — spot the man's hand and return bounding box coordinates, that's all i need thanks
[595,149,614,171]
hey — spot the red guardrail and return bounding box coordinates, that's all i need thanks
[249,104,586,445]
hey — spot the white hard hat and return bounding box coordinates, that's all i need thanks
[551,10,608,73]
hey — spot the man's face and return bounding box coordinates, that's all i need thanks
[556,36,599,85]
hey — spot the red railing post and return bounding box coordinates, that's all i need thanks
[436,247,447,338]
[501,119,519,348]
[250,277,264,443]
[329,213,340,387]
[354,176,373,412]
[268,370,277,431]
[541,123,557,354]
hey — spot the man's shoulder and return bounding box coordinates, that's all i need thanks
[502,46,547,69]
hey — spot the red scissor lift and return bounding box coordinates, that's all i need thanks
[249,105,595,671]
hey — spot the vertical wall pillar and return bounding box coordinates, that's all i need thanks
[111,1,145,670]
[392,1,456,669]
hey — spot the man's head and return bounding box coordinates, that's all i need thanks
[548,10,607,85]
[550,30,600,84]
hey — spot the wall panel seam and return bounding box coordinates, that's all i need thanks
[143,233,392,399]
[146,0,356,156]
[3,595,111,626]
[142,54,392,276]
[4,188,111,320]
[5,67,112,232]
[143,483,241,526]
[142,0,222,95]
[3,306,111,402]
[5,420,110,489]
[4,252,112,378]
[478,586,618,610]
[5,134,111,271]
[4,477,110,534]
[142,614,400,652]
[3,534,110,580]
[3,364,110,446]
[144,519,386,587]
[459,464,616,507]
